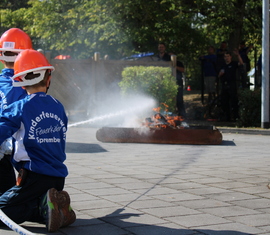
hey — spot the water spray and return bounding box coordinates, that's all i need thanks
[68,98,155,128]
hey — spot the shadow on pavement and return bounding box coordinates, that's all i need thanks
[66,142,107,153]
[221,140,236,146]
[14,215,254,235]
[97,209,251,235]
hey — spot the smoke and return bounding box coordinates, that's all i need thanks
[48,59,158,128]
[68,92,157,128]
[134,125,151,135]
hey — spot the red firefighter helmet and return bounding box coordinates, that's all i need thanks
[12,49,54,87]
[0,28,32,62]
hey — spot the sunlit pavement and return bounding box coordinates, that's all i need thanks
[2,127,270,235]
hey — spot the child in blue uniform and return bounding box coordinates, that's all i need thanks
[0,49,76,232]
[0,28,32,194]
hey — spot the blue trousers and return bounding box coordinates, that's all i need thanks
[0,170,65,225]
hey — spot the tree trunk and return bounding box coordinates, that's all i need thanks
[227,0,248,54]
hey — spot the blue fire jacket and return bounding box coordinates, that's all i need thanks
[0,68,27,111]
[0,92,68,177]
[0,68,28,155]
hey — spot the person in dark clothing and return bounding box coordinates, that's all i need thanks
[218,50,243,121]
[239,41,253,88]
[175,60,186,118]
[239,41,252,71]
[168,52,186,118]
[216,41,228,72]
[199,46,218,103]
[157,43,171,61]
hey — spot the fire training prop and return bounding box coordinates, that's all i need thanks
[96,126,222,145]
[96,113,223,145]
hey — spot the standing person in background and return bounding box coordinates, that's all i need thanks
[170,52,186,118]
[216,41,228,72]
[0,28,32,195]
[218,50,244,121]
[176,60,186,118]
[157,43,171,61]
[199,46,218,103]
[239,41,253,88]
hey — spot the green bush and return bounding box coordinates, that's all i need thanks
[237,89,261,127]
[119,66,178,111]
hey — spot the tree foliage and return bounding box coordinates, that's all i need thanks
[0,0,29,11]
[0,0,262,62]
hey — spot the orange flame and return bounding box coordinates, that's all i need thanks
[160,103,169,112]
[145,105,185,129]
[152,107,161,113]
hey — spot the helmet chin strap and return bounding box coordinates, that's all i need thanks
[46,81,51,94]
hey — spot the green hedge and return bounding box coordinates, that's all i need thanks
[237,89,261,127]
[119,66,178,112]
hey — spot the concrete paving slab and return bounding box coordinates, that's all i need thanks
[230,198,270,210]
[83,187,133,196]
[213,185,270,195]
[117,199,175,210]
[257,208,270,213]
[257,225,270,233]
[208,181,256,190]
[199,205,262,217]
[182,186,232,195]
[256,192,270,199]
[72,181,115,190]
[236,176,270,184]
[140,205,200,217]
[194,222,265,234]
[150,192,205,202]
[125,223,199,235]
[226,213,270,227]
[1,127,270,235]
[100,192,147,203]
[177,198,232,209]
[163,182,209,190]
[206,192,260,202]
[165,213,231,227]
[188,177,233,184]
[111,182,158,190]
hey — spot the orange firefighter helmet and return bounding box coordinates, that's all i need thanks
[12,49,54,87]
[0,28,32,62]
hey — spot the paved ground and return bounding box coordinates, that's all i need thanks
[1,127,270,235]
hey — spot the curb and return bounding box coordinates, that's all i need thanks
[218,127,270,135]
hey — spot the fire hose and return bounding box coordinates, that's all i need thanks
[0,209,36,235]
